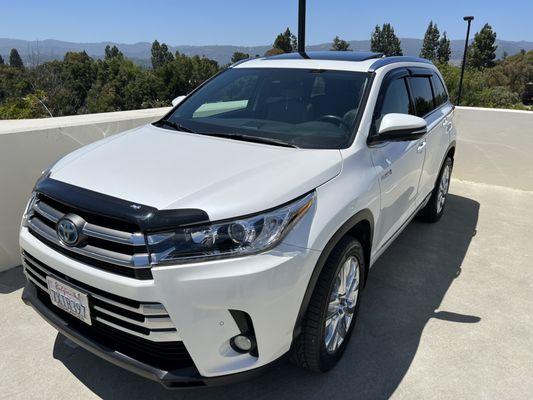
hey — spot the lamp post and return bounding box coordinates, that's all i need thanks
[457,16,474,105]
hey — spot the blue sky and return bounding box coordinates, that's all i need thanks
[2,0,532,45]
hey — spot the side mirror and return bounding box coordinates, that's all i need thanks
[370,113,427,144]
[171,95,186,107]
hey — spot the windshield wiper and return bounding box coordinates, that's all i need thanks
[200,132,299,148]
[154,119,196,133]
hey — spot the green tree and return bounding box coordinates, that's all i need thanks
[231,51,250,63]
[9,48,24,69]
[151,40,174,69]
[0,55,4,65]
[264,48,284,57]
[468,23,497,69]
[420,21,440,60]
[104,45,123,60]
[273,28,297,53]
[436,32,451,64]
[331,36,350,51]
[370,24,402,56]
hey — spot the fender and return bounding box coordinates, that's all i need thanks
[293,208,374,339]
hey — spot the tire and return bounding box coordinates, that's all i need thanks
[292,236,365,372]
[417,157,453,223]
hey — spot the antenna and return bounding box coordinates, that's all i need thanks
[298,0,306,54]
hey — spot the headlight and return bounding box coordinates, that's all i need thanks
[147,192,315,265]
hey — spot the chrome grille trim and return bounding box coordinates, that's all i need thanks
[22,255,180,342]
[27,216,149,269]
[33,200,62,223]
[93,306,175,329]
[82,222,146,246]
[33,199,146,246]
[28,195,152,278]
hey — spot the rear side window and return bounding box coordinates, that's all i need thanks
[409,76,435,117]
[432,75,448,107]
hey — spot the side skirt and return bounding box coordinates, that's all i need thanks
[369,192,431,267]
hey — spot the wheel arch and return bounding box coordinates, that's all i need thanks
[292,208,374,339]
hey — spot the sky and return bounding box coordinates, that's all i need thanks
[2,0,532,45]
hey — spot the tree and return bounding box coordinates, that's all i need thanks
[273,28,297,53]
[151,40,174,69]
[436,32,451,64]
[264,48,285,57]
[104,45,123,60]
[331,36,350,51]
[468,23,497,69]
[231,51,250,63]
[370,24,402,56]
[0,54,4,65]
[9,48,24,69]
[420,21,440,60]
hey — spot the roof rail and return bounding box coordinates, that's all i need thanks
[229,57,254,68]
[368,56,433,72]
[263,51,384,62]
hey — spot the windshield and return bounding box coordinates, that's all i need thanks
[160,68,369,149]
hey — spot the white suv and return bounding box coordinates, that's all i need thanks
[20,51,456,388]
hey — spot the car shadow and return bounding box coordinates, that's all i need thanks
[0,265,26,294]
[53,193,480,399]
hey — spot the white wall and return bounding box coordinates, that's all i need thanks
[453,107,533,191]
[0,106,531,271]
[0,108,170,271]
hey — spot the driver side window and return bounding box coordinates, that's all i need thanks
[374,77,412,132]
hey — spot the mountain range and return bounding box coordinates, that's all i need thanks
[1,37,532,66]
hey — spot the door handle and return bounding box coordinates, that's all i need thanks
[417,140,426,153]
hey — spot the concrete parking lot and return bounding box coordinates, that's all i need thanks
[1,179,532,399]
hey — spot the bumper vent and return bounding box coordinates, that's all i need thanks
[22,252,194,370]
[22,252,179,342]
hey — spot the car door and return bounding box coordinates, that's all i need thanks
[369,69,427,252]
[408,70,453,198]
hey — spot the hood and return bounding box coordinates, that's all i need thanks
[51,124,343,221]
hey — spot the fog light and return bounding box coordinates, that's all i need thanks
[230,334,253,353]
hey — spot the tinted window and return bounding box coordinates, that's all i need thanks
[432,75,448,106]
[375,77,411,130]
[164,68,368,149]
[409,76,435,117]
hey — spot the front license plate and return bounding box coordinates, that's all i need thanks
[46,276,92,325]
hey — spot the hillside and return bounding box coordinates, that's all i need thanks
[1,37,532,66]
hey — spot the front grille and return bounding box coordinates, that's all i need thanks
[27,193,152,280]
[22,252,194,371]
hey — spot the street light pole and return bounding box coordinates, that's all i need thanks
[457,16,474,105]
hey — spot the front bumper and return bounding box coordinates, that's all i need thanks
[22,283,281,388]
[20,227,320,384]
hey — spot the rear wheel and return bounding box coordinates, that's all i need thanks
[418,157,453,223]
[292,237,364,372]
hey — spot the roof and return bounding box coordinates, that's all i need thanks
[264,51,383,62]
[232,51,433,73]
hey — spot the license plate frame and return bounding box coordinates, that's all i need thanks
[46,276,92,325]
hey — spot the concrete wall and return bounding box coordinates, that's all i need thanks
[0,108,170,271]
[0,106,531,271]
[453,107,533,191]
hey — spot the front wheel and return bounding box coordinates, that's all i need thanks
[292,237,364,372]
[418,157,453,223]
